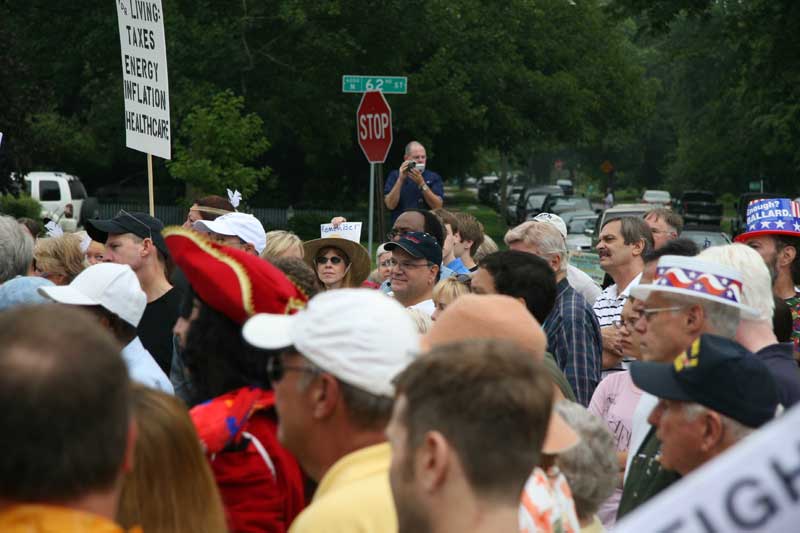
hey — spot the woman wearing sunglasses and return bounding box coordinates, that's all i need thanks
[302,237,371,291]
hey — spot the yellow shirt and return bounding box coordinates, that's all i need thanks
[0,504,140,533]
[289,442,397,533]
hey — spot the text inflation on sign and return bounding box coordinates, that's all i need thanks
[115,0,171,159]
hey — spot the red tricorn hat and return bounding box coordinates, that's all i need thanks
[164,227,307,325]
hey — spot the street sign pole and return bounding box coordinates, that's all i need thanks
[368,163,375,257]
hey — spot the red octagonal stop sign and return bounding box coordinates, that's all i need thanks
[356,91,393,163]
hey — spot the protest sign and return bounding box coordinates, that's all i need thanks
[320,222,362,243]
[569,251,604,285]
[615,405,800,532]
[115,0,171,160]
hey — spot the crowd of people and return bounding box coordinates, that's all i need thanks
[1,145,799,533]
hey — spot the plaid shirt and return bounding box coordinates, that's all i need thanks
[544,278,603,406]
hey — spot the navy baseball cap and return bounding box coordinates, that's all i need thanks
[86,210,169,258]
[630,334,779,428]
[385,231,442,266]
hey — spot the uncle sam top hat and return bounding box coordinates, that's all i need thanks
[734,197,800,243]
[630,255,760,319]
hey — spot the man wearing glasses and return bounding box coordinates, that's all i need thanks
[242,289,420,533]
[616,255,758,519]
[87,210,181,375]
[384,232,443,316]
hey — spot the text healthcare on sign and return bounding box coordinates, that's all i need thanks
[115,0,171,160]
[615,404,800,533]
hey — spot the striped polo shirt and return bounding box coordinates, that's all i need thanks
[592,272,643,327]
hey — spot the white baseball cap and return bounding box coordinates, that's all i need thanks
[533,212,567,240]
[194,212,267,254]
[38,263,147,327]
[243,289,420,397]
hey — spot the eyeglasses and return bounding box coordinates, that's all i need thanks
[266,356,320,383]
[613,316,640,331]
[380,259,397,268]
[117,209,152,241]
[641,306,686,321]
[316,256,345,265]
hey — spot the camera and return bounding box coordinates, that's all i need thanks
[406,161,424,174]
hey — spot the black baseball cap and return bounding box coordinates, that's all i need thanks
[86,210,169,258]
[385,231,443,266]
[630,334,779,428]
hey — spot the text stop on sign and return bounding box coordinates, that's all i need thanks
[356,91,393,163]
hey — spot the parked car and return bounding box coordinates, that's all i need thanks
[560,209,596,227]
[477,175,500,205]
[506,192,522,225]
[731,192,785,238]
[22,172,90,226]
[566,214,599,251]
[642,190,671,207]
[675,191,723,226]
[556,179,574,195]
[516,185,563,224]
[544,195,592,216]
[590,203,652,247]
[681,228,732,250]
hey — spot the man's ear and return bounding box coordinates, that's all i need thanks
[700,410,725,452]
[416,430,451,494]
[311,374,340,421]
[780,244,797,268]
[122,418,138,474]
[631,237,646,258]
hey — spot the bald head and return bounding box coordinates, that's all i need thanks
[423,294,547,360]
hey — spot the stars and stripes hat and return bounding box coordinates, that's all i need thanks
[734,197,800,243]
[630,255,760,319]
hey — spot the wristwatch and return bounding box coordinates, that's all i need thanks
[420,184,429,192]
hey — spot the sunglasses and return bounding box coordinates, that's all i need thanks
[266,355,319,383]
[316,256,345,265]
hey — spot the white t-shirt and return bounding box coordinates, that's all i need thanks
[567,264,602,305]
[592,272,643,327]
[408,299,435,316]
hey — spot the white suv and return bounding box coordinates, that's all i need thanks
[23,172,88,226]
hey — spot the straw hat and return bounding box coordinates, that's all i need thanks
[303,237,371,287]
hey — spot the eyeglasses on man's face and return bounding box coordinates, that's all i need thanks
[640,306,686,322]
[392,260,432,272]
[266,355,319,383]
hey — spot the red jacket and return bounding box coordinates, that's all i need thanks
[191,387,306,533]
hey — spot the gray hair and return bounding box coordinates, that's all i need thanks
[683,403,754,442]
[0,216,35,283]
[404,140,424,156]
[528,222,569,273]
[298,357,393,430]
[554,401,618,521]
[662,293,741,339]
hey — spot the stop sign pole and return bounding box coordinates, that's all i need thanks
[356,90,393,257]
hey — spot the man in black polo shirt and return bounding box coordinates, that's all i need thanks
[87,210,181,374]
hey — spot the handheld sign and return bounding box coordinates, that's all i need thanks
[115,0,171,160]
[320,222,362,243]
[615,405,800,533]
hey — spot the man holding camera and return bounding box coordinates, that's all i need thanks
[384,141,444,223]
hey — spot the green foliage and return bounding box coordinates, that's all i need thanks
[167,90,271,197]
[0,194,42,219]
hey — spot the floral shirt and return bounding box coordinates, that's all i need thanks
[519,467,580,533]
[785,291,800,358]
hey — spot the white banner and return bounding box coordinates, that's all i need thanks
[320,222,362,243]
[615,405,800,532]
[115,0,171,159]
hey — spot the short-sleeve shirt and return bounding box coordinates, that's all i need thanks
[384,169,445,222]
[138,287,183,375]
[592,273,642,327]
[519,466,581,533]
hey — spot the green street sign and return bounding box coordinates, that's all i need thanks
[342,75,407,94]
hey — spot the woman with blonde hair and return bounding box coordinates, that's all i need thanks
[33,233,87,285]
[117,385,228,533]
[261,230,304,260]
[431,276,471,320]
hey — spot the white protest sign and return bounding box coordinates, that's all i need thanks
[115,0,171,159]
[320,222,363,243]
[615,405,800,533]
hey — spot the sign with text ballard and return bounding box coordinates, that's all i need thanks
[116,0,171,215]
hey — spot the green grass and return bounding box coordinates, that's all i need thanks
[445,187,508,249]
